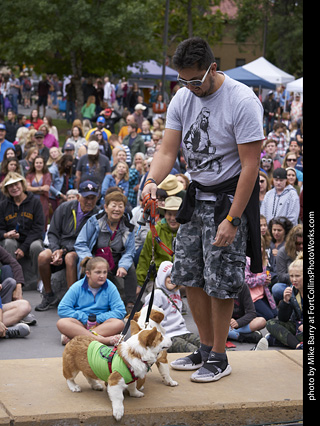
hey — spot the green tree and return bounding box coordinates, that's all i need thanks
[0,0,161,115]
[232,0,303,78]
[153,0,226,56]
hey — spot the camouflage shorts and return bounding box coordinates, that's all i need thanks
[167,333,200,353]
[171,200,248,299]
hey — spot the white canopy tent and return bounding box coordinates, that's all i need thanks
[286,77,303,93]
[243,57,295,85]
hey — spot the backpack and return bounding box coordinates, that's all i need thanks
[24,79,32,91]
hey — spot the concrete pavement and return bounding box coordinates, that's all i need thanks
[0,351,303,425]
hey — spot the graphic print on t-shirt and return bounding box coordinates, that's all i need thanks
[183,107,224,173]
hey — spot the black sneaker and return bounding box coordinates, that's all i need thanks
[170,349,204,371]
[35,293,59,311]
[191,353,232,382]
[5,323,30,338]
[239,331,262,344]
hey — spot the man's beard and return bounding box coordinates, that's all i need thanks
[192,76,215,98]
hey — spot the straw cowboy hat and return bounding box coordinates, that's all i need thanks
[158,174,184,196]
[158,196,182,216]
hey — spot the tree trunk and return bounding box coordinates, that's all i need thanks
[70,50,84,119]
[187,0,193,38]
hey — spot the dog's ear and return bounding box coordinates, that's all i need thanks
[130,320,142,335]
[140,327,158,348]
[150,309,164,324]
[126,311,140,322]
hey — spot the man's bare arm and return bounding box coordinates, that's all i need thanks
[142,128,182,199]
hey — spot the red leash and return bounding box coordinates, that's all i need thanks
[142,194,174,256]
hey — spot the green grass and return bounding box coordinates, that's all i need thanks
[52,119,72,147]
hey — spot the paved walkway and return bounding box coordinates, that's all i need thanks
[0,351,302,426]
[0,292,303,426]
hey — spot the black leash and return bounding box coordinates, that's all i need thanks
[116,261,156,344]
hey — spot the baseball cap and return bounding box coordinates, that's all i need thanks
[273,168,287,179]
[87,141,99,155]
[134,103,146,111]
[78,180,99,197]
[96,116,106,124]
[0,123,6,130]
[35,131,44,138]
[64,142,75,151]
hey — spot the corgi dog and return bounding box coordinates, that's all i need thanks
[62,320,172,421]
[129,305,178,387]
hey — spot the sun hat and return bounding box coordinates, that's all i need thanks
[158,174,184,196]
[3,174,24,187]
[158,196,182,216]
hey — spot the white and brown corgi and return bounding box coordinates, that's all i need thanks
[129,305,178,387]
[62,320,172,421]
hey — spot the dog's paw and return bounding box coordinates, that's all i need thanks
[130,389,144,398]
[92,382,104,391]
[71,384,82,392]
[113,405,124,421]
[162,377,178,386]
[67,379,82,393]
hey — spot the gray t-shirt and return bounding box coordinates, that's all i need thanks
[166,72,264,200]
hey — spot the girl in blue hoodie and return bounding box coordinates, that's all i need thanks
[57,257,126,345]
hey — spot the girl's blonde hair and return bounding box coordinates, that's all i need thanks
[288,251,303,273]
[112,160,129,181]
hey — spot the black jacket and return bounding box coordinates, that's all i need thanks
[0,192,44,253]
[48,199,99,253]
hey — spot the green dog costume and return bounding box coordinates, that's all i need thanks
[87,341,136,384]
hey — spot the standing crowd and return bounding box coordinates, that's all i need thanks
[0,60,303,360]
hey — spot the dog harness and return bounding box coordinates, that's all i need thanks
[87,341,137,384]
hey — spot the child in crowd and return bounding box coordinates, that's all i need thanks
[56,256,126,346]
[264,252,303,350]
[245,236,278,321]
[228,282,266,344]
[144,261,200,353]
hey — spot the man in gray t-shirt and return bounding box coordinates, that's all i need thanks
[142,37,264,384]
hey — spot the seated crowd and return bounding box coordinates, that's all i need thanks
[0,89,303,352]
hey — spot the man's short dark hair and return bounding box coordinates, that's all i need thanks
[172,37,215,71]
[129,121,138,131]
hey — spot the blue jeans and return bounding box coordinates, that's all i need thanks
[66,101,76,123]
[0,264,14,283]
[254,297,278,321]
[8,94,19,114]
